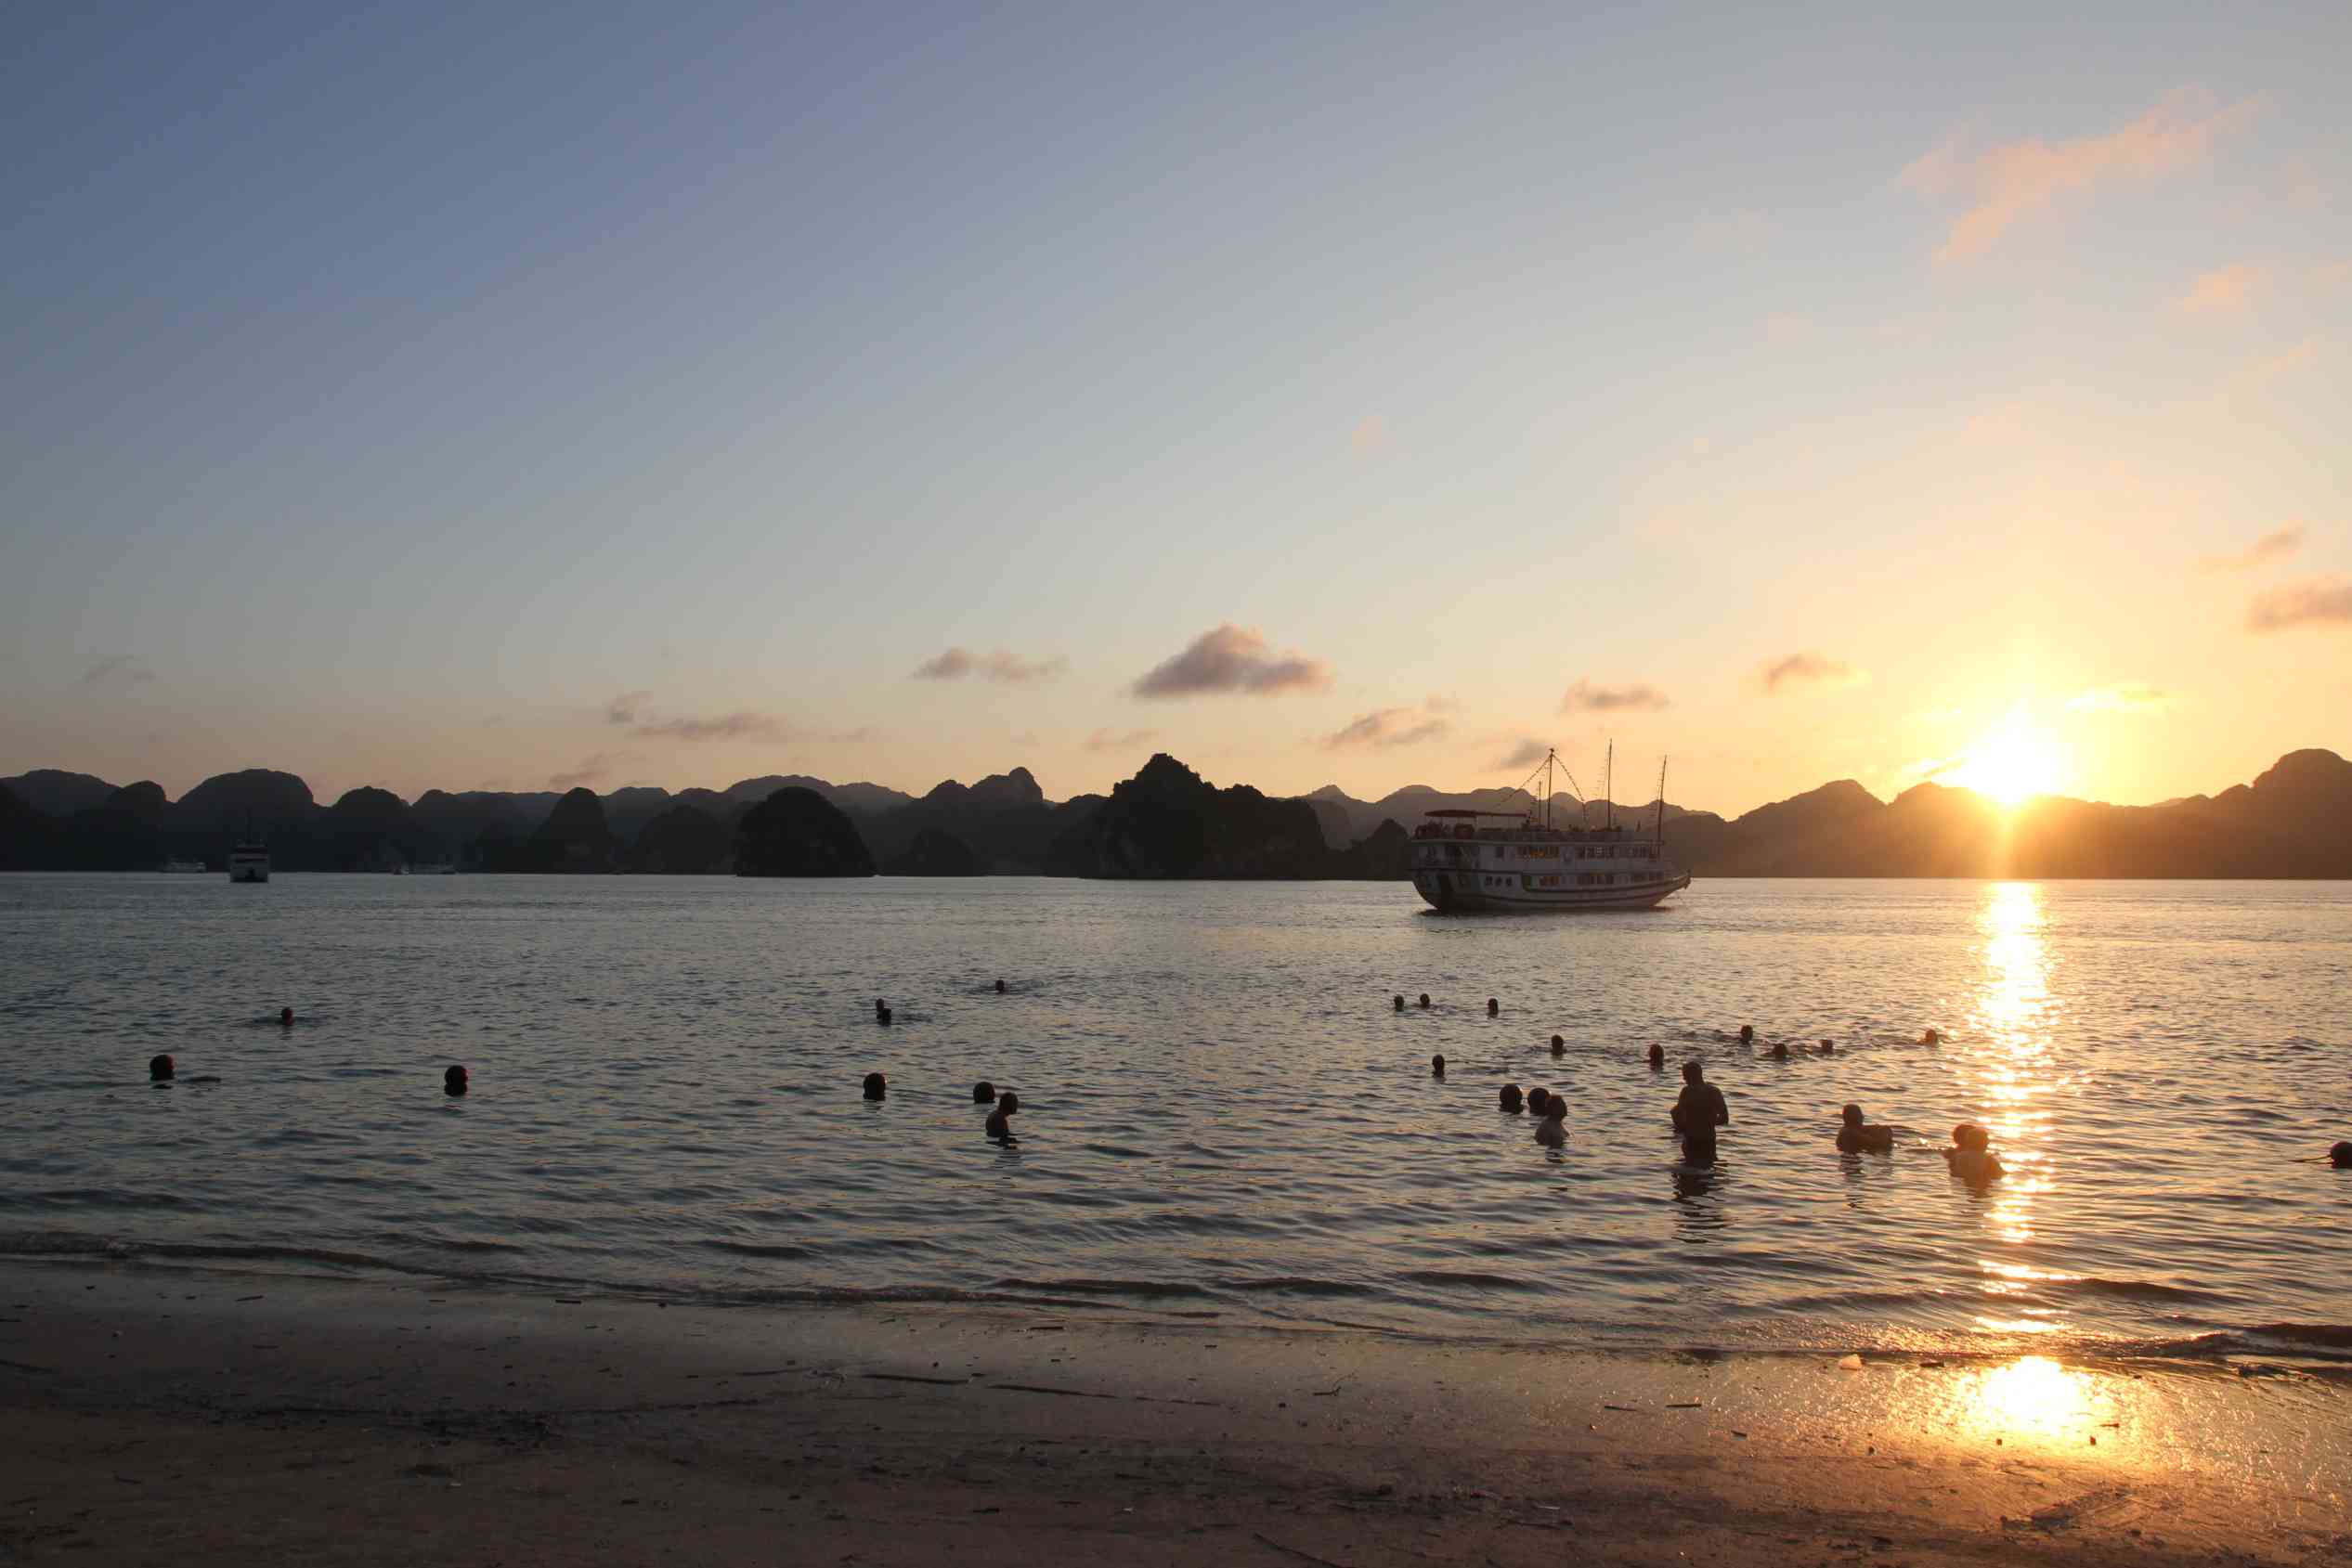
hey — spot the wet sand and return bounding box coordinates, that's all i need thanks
[2,1260,2346,1566]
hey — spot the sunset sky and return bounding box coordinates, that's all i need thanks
[4,2,2346,817]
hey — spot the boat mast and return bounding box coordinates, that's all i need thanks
[1605,741,1614,830]
[1656,756,1669,842]
[1543,748,1553,832]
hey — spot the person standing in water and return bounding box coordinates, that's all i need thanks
[1943,1123,2004,1183]
[1671,1062,1729,1160]
[986,1091,1020,1144]
[1836,1103,1894,1153]
[1534,1096,1567,1147]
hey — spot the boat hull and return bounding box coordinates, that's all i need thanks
[1412,871,1689,913]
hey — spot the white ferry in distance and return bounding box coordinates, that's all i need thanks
[1408,748,1690,913]
[227,843,270,884]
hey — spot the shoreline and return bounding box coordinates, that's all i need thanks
[4,1258,2346,1564]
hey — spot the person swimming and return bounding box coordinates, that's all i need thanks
[972,1080,995,1103]
[1393,994,1405,1012]
[877,1004,892,1026]
[1645,1043,1665,1069]
[1526,1087,1551,1116]
[1943,1122,2004,1183]
[1737,1024,1754,1044]
[1417,993,1431,1010]
[279,1006,293,1027]
[1921,1029,1943,1046]
[1550,1034,1566,1056]
[1671,1062,1730,1158]
[1431,1054,1446,1077]
[444,1065,469,1097]
[1836,1103,1894,1153]
[1534,1097,1567,1147]
[863,1071,887,1101]
[149,1053,175,1082]
[994,978,1007,995]
[2331,1141,2352,1169]
[1818,1038,1836,1052]
[1499,1082,1525,1113]
[1768,1040,1790,1060]
[986,1091,1020,1144]
[1487,998,1500,1017]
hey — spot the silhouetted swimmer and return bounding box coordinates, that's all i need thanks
[1431,1054,1446,1077]
[1813,1039,1836,1056]
[1499,1082,1524,1113]
[1944,1122,2004,1184]
[1836,1103,1894,1154]
[986,1091,1020,1144]
[1393,994,1405,1012]
[1550,1034,1566,1056]
[2329,1140,2351,1169]
[1768,1040,1789,1060]
[876,1004,892,1026]
[1671,1062,1730,1159]
[994,978,1007,994]
[1534,1096,1567,1147]
[972,1080,995,1104]
[1737,1024,1754,1045]
[444,1065,468,1097]
[1646,1043,1665,1069]
[1921,1029,1943,1046]
[1417,993,1431,1010]
[279,1006,293,1027]
[149,1053,175,1082]
[863,1071,887,1101]
[1526,1087,1551,1116]
[1487,998,1500,1017]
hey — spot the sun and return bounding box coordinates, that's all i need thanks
[1949,715,2065,807]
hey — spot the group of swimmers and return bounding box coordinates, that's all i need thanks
[867,993,1021,1142]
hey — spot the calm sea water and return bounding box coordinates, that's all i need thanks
[3,874,2347,1359]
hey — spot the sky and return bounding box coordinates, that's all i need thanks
[3,1,2347,818]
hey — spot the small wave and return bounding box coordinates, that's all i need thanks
[702,1240,820,1261]
[991,1276,1218,1300]
[1218,1276,1386,1299]
[1397,1269,1546,1293]
[2061,1276,2231,1305]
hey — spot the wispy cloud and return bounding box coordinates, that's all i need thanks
[604,691,802,742]
[1085,727,1160,753]
[1131,624,1333,699]
[2065,684,2170,714]
[2198,525,2304,572]
[1320,707,1451,750]
[1562,679,1670,713]
[2247,576,2352,632]
[1900,88,2260,261]
[80,654,154,687]
[911,647,1068,683]
[1491,738,1553,771]
[1758,653,1865,693]
[605,690,656,724]
[548,754,618,789]
[2178,263,2264,313]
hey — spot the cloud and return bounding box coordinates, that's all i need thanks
[1758,653,1865,693]
[548,754,617,789]
[2198,525,2304,572]
[1491,738,1553,771]
[1424,694,1461,713]
[1561,680,1670,713]
[1320,707,1451,750]
[80,655,154,687]
[2065,684,2170,714]
[2177,263,2264,313]
[2247,576,2352,632]
[604,691,799,742]
[912,647,1067,683]
[1899,88,2260,261]
[1130,624,1334,698]
[1085,727,1160,752]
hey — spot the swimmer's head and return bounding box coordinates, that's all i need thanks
[877,1005,891,1026]
[1394,994,1405,1011]
[863,1071,887,1100]
[1646,1043,1665,1066]
[1487,998,1499,1017]
[972,1080,995,1103]
[444,1064,468,1096]
[1682,1060,1704,1083]
[996,1091,1020,1115]
[1922,1029,1943,1046]
[1840,1103,1864,1126]
[1550,1034,1565,1056]
[1737,1025,1754,1043]
[1526,1087,1550,1115]
[1417,993,1431,1009]
[279,1006,293,1026]
[1769,1041,1789,1059]
[874,998,886,1013]
[2330,1140,2351,1168]
[1952,1122,1990,1152]
[994,978,1007,993]
[1499,1082,1524,1112]
[1431,1054,1446,1076]
[149,1053,175,1081]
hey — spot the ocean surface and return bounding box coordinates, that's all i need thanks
[3,874,2347,1361]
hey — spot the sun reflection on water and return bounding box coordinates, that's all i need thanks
[1944,1355,2111,1448]
[1967,884,2062,1334]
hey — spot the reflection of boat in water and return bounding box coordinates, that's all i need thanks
[158,859,207,874]
[1409,747,1690,913]
[227,843,270,884]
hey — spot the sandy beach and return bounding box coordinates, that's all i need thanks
[4,1259,2346,1566]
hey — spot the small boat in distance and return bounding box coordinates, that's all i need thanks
[227,843,270,884]
[158,859,207,874]
[1408,747,1690,913]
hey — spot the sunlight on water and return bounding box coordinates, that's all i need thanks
[1967,883,2063,1333]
